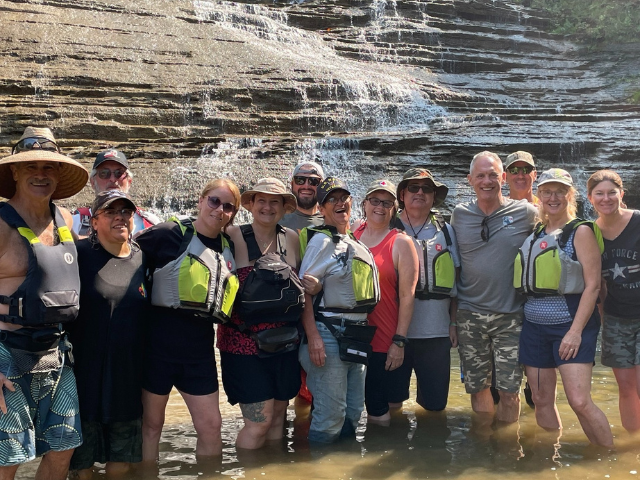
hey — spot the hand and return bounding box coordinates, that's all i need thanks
[449,325,458,348]
[385,344,404,371]
[302,274,322,296]
[559,329,582,361]
[0,372,15,415]
[307,335,326,367]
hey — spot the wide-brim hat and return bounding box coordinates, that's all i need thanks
[397,168,448,208]
[17,126,56,143]
[241,177,297,214]
[0,150,89,200]
[537,168,573,188]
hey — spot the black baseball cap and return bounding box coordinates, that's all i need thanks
[316,177,350,205]
[91,190,137,214]
[93,149,129,170]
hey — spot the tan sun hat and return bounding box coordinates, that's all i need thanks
[15,126,57,144]
[240,177,297,214]
[0,150,89,200]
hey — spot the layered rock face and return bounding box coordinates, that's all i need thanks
[0,0,638,214]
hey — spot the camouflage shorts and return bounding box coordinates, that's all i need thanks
[457,309,523,394]
[601,313,640,369]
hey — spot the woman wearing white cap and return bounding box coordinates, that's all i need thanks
[218,178,303,449]
[516,168,613,447]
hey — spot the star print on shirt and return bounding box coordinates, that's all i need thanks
[611,263,627,279]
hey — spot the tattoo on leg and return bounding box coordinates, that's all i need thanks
[241,401,267,423]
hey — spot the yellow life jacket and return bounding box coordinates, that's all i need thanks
[150,216,239,323]
[514,219,604,296]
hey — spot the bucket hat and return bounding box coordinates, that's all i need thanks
[397,168,448,208]
[0,150,88,200]
[241,178,297,214]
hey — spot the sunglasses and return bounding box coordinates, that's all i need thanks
[325,194,351,205]
[12,137,60,155]
[407,184,434,194]
[96,208,134,219]
[507,166,535,175]
[538,189,568,199]
[366,197,395,209]
[97,168,127,180]
[481,217,490,242]
[207,196,236,213]
[293,176,321,187]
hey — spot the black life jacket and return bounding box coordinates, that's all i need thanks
[235,224,305,331]
[0,202,80,327]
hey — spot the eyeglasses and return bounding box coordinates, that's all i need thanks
[325,194,351,205]
[481,217,490,242]
[207,196,236,213]
[507,166,535,175]
[293,176,321,187]
[12,137,60,155]
[407,184,434,194]
[96,208,134,219]
[538,189,568,199]
[97,168,127,180]
[366,197,395,209]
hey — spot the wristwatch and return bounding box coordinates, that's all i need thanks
[392,334,408,348]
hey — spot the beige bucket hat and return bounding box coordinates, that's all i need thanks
[240,178,297,214]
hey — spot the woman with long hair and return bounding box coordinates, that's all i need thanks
[136,178,240,460]
[517,168,613,447]
[588,169,640,432]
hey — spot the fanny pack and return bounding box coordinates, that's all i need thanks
[250,326,299,358]
[319,318,376,366]
[0,326,62,352]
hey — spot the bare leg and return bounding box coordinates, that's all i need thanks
[266,400,289,441]
[0,465,19,480]
[35,449,75,480]
[495,391,520,423]
[105,461,132,475]
[69,468,92,480]
[470,388,495,415]
[558,363,614,448]
[236,400,274,450]
[524,366,561,430]
[612,367,640,432]
[367,411,391,426]
[141,389,170,461]
[180,390,222,456]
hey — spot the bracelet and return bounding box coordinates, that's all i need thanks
[449,322,458,327]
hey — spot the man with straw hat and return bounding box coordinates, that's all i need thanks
[0,126,88,479]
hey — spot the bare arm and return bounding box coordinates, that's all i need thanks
[301,292,325,367]
[559,225,602,360]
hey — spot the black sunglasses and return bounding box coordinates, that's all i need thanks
[407,184,434,194]
[293,176,321,187]
[207,196,236,213]
[97,168,127,180]
[481,217,490,242]
[12,137,60,155]
[507,166,535,175]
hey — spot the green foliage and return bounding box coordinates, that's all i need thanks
[630,90,640,104]
[516,0,640,44]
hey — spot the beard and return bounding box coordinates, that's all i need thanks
[297,194,318,210]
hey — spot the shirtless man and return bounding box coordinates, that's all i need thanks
[0,127,88,480]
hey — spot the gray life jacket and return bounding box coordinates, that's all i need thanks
[300,225,380,314]
[394,213,456,300]
[514,218,604,296]
[0,202,80,327]
[150,216,239,323]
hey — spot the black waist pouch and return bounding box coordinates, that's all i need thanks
[251,326,299,358]
[336,324,377,366]
[0,327,61,352]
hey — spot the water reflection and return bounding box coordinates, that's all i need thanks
[17,353,640,479]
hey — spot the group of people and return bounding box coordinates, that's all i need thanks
[0,126,638,480]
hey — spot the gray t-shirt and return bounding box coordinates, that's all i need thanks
[401,221,461,339]
[280,210,324,232]
[451,199,537,315]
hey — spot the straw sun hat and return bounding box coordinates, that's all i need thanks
[240,178,297,214]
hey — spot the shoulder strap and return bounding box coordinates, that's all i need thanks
[559,218,603,253]
[276,224,287,257]
[170,216,195,257]
[0,202,26,228]
[240,224,262,261]
[430,212,453,246]
[391,215,405,231]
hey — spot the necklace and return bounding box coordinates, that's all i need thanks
[254,233,276,252]
[406,214,430,239]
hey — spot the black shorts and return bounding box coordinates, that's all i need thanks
[220,350,301,405]
[395,337,452,411]
[142,356,218,396]
[365,351,413,417]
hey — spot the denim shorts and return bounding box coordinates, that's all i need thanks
[299,321,366,443]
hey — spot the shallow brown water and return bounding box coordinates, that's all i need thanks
[16,351,640,479]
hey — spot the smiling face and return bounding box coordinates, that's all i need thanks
[506,161,537,199]
[91,160,132,194]
[468,155,505,204]
[250,192,286,227]
[319,189,351,229]
[537,181,571,218]
[91,199,134,245]
[10,161,60,199]
[196,185,237,236]
[364,190,396,226]
[588,179,624,217]
[400,180,435,215]
[291,175,321,211]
